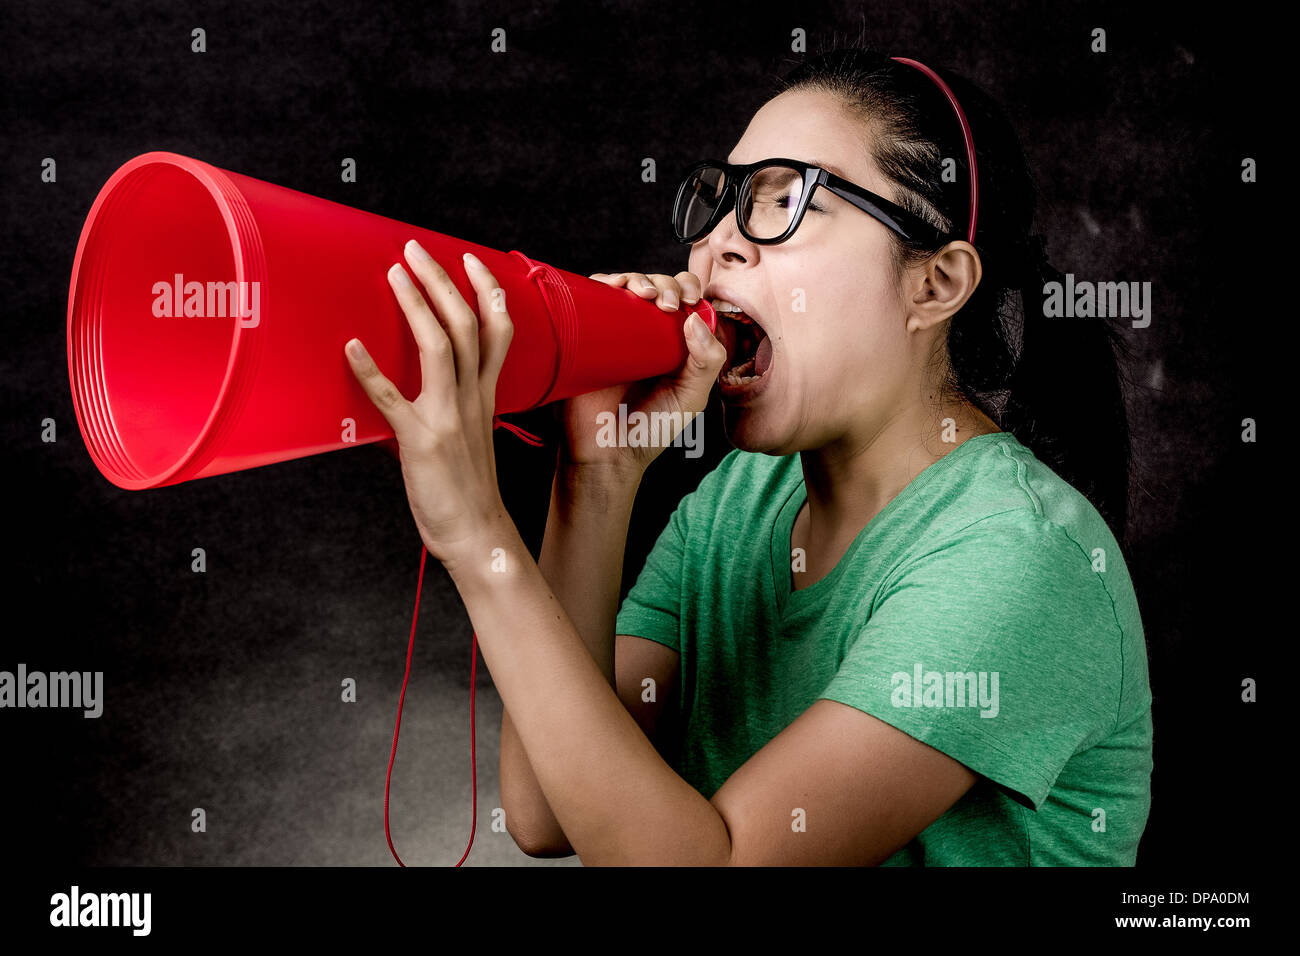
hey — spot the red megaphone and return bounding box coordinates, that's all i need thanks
[66,151,715,490]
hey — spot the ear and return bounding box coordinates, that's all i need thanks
[905,241,982,332]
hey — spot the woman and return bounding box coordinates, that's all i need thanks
[345,48,1153,866]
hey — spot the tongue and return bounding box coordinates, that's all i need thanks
[754,334,773,377]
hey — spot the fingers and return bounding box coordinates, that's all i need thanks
[591,271,703,312]
[387,263,457,406]
[590,272,657,299]
[402,241,479,402]
[673,271,703,305]
[463,252,514,411]
[643,274,682,311]
[344,338,422,440]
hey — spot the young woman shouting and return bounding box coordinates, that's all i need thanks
[347,48,1152,866]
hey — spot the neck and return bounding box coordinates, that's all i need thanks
[797,397,1000,541]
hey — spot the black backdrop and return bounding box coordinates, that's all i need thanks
[0,0,1272,873]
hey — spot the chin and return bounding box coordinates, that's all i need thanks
[720,405,794,456]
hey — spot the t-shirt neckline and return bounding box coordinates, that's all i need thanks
[769,432,1012,619]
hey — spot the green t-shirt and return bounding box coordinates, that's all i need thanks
[614,432,1152,866]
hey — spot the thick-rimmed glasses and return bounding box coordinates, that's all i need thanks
[671,158,953,248]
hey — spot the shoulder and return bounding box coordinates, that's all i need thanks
[971,437,1143,651]
[882,437,1149,725]
[882,504,1114,628]
[871,434,1145,665]
[928,506,1119,629]
[915,434,1135,611]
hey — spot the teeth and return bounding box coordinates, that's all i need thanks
[709,298,753,322]
[720,357,761,386]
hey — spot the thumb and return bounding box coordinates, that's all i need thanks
[681,311,726,391]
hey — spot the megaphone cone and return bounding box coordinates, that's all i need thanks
[66,151,715,490]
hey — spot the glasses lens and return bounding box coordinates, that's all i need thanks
[675,165,727,239]
[742,164,805,240]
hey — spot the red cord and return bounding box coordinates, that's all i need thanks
[494,416,546,446]
[384,415,542,866]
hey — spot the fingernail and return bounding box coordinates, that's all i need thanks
[389,263,410,284]
[686,312,702,337]
[463,251,483,271]
[403,235,434,257]
[663,290,679,309]
[347,338,367,359]
[640,278,655,290]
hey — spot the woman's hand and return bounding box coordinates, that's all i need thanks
[554,270,726,478]
[345,240,515,572]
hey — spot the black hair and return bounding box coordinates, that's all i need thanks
[770,47,1134,540]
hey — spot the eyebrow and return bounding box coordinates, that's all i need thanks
[727,156,850,180]
[806,158,848,180]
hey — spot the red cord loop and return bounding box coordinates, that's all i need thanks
[384,414,543,866]
[384,546,481,868]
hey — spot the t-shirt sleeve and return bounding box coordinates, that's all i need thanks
[817,510,1123,810]
[614,494,690,653]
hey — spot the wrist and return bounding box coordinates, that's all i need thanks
[555,456,644,498]
[553,463,643,521]
[439,514,529,592]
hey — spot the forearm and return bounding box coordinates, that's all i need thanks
[456,519,732,866]
[499,459,641,853]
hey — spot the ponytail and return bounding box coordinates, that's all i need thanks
[1002,236,1134,538]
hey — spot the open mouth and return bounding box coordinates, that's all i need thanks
[714,304,773,389]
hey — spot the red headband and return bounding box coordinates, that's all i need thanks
[890,56,979,245]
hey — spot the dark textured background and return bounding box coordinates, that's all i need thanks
[1,0,1269,868]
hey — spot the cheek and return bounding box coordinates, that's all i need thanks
[688,245,709,279]
[786,265,902,380]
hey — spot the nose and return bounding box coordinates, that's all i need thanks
[704,199,754,264]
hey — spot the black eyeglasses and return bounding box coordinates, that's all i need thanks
[671,158,953,248]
